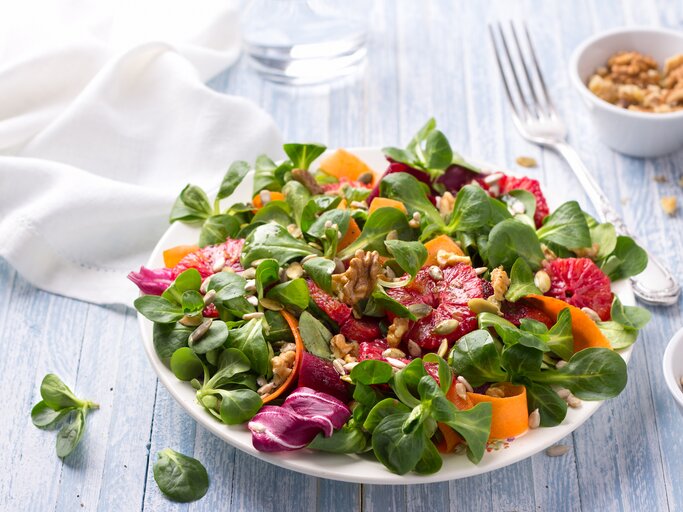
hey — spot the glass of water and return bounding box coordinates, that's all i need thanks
[242,0,368,84]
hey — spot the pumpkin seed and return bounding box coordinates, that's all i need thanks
[179,315,204,327]
[407,340,422,358]
[382,348,406,359]
[428,265,443,281]
[546,444,570,457]
[433,319,460,335]
[437,338,449,358]
[534,270,551,293]
[468,298,501,315]
[408,303,433,319]
[259,298,283,311]
[358,172,374,184]
[285,262,304,280]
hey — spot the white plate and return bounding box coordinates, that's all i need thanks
[137,147,635,484]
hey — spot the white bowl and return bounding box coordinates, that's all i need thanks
[663,327,683,416]
[569,27,683,158]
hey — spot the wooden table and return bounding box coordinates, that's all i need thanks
[3,1,682,510]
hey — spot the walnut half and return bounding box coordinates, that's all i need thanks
[332,250,381,306]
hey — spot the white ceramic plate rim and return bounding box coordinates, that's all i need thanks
[662,326,683,410]
[137,147,635,484]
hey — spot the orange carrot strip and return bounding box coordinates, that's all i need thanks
[468,383,528,440]
[424,234,464,267]
[338,218,362,251]
[318,148,375,184]
[262,310,304,404]
[163,245,199,268]
[252,191,285,210]
[525,294,612,352]
[368,197,408,216]
[437,377,474,453]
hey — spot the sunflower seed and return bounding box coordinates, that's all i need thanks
[350,201,368,209]
[407,340,422,358]
[433,319,460,335]
[534,270,551,293]
[245,280,256,292]
[203,289,217,306]
[556,388,571,399]
[408,303,433,319]
[474,266,488,276]
[257,383,276,396]
[333,359,346,375]
[485,386,506,398]
[528,409,540,429]
[334,258,346,274]
[343,362,359,371]
[455,382,468,400]
[437,338,449,358]
[285,262,304,280]
[259,189,272,204]
[566,393,582,409]
[239,267,256,279]
[247,295,259,306]
[457,376,473,393]
[260,298,283,311]
[409,219,420,228]
[340,375,354,383]
[308,241,323,250]
[468,298,501,315]
[212,255,226,273]
[428,265,444,281]
[200,276,213,294]
[189,318,213,345]
[386,230,398,241]
[179,315,204,327]
[483,172,504,185]
[242,311,264,320]
[386,357,407,369]
[384,266,397,280]
[508,197,526,215]
[546,444,570,457]
[581,307,601,322]
[555,360,568,369]
[256,376,268,387]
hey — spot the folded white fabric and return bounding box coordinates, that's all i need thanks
[0,1,283,306]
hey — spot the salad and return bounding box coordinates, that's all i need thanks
[130,119,650,476]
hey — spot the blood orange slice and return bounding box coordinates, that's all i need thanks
[543,257,612,321]
[498,175,549,228]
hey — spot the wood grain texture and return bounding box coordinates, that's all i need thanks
[1,1,682,511]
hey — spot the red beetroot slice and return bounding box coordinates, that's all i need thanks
[498,175,550,228]
[306,280,352,325]
[340,318,382,343]
[543,258,613,321]
[297,352,350,402]
[501,300,554,328]
[387,264,486,351]
[172,238,244,278]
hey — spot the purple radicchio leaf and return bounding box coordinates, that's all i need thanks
[248,406,323,452]
[247,387,351,452]
[127,266,174,295]
[366,161,435,204]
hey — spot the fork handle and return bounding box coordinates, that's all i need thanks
[552,142,680,306]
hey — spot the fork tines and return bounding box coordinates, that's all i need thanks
[488,22,557,122]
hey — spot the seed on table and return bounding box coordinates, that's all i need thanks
[528,409,540,429]
[202,289,217,306]
[242,311,264,320]
[433,319,460,335]
[516,156,537,168]
[189,319,213,345]
[546,444,570,457]
[259,298,283,311]
[534,270,551,293]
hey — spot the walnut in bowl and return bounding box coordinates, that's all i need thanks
[570,27,683,157]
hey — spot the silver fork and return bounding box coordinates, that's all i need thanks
[489,21,680,306]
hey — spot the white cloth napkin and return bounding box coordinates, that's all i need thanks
[0,1,283,306]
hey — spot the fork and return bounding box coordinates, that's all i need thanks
[488,22,680,306]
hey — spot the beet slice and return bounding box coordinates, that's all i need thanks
[297,352,350,402]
